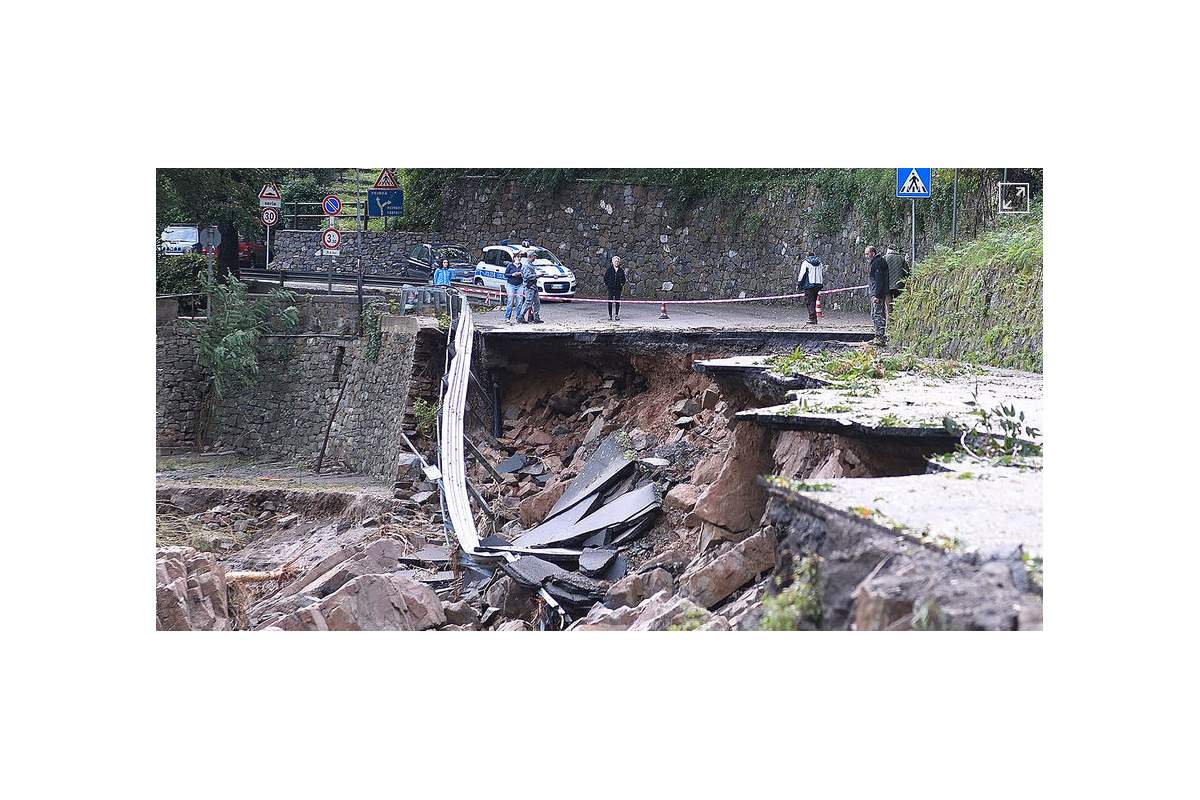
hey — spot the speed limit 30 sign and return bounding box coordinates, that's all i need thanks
[261,207,279,227]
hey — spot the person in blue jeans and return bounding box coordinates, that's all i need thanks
[503,256,524,323]
[516,254,543,324]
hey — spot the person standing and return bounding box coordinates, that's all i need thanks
[503,255,524,324]
[884,244,909,319]
[517,252,543,324]
[864,245,890,345]
[603,255,627,320]
[432,257,452,286]
[796,250,824,325]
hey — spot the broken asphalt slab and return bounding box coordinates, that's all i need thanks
[704,354,1044,569]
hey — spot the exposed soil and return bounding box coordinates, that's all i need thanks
[156,338,1042,632]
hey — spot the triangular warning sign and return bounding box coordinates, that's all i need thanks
[900,169,927,195]
[259,182,281,200]
[373,169,399,189]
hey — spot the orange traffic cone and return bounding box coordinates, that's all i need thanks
[659,300,670,319]
[816,295,823,318]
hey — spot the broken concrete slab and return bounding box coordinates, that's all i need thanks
[579,547,618,577]
[496,453,528,474]
[510,481,660,549]
[547,432,637,519]
[498,555,608,614]
[739,362,1041,448]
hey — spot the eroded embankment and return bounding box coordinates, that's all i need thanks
[156,332,1042,631]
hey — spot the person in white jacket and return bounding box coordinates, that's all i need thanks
[796,251,824,325]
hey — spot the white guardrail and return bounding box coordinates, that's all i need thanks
[435,292,565,620]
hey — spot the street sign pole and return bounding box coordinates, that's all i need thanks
[356,168,363,313]
[896,168,930,265]
[911,200,916,267]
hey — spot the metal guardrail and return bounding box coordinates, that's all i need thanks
[433,290,565,621]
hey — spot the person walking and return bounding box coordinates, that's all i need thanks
[796,250,824,325]
[864,245,890,345]
[517,252,543,324]
[503,255,524,323]
[603,255,627,320]
[884,244,909,319]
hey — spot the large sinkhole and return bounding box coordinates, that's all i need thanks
[473,329,956,491]
[458,326,955,563]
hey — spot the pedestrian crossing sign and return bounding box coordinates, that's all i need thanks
[896,168,932,198]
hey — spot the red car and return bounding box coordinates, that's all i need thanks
[236,236,268,268]
[200,236,268,267]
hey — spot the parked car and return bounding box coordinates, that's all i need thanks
[236,235,267,268]
[474,243,577,299]
[405,243,476,283]
[159,224,201,256]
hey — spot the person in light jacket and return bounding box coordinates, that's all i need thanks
[517,253,543,324]
[796,251,824,325]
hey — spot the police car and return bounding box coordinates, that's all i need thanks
[473,241,577,299]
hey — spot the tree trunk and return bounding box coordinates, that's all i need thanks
[218,220,240,282]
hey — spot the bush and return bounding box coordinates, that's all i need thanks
[156,253,207,296]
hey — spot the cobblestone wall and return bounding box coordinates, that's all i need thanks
[269,176,995,313]
[156,302,420,477]
[269,231,439,277]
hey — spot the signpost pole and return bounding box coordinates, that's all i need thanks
[910,199,916,267]
[896,169,929,266]
[356,168,363,314]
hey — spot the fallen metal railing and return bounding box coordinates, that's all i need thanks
[433,290,566,624]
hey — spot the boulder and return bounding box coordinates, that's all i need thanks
[679,530,776,609]
[518,479,567,527]
[690,425,771,534]
[155,547,229,631]
[605,568,673,609]
[443,599,481,627]
[315,573,446,631]
[664,483,703,513]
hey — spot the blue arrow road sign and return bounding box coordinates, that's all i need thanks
[367,189,404,218]
[323,195,342,215]
[897,168,932,198]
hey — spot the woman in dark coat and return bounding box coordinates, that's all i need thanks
[603,255,627,321]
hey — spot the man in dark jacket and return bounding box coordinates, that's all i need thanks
[864,245,890,345]
[603,255,627,320]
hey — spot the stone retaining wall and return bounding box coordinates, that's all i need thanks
[156,301,421,477]
[269,176,997,313]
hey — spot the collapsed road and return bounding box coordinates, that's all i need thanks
[156,288,1043,631]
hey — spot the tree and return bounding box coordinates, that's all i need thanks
[157,168,345,279]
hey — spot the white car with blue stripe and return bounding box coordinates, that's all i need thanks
[473,242,577,299]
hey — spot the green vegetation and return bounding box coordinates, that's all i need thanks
[760,556,822,630]
[764,475,835,493]
[769,347,966,388]
[194,275,299,442]
[362,298,400,362]
[1022,552,1044,589]
[667,605,710,631]
[911,599,948,631]
[377,168,1027,242]
[940,386,1043,467]
[892,202,1043,372]
[156,253,206,296]
[413,398,440,439]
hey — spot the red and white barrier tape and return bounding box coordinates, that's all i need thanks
[452,282,870,305]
